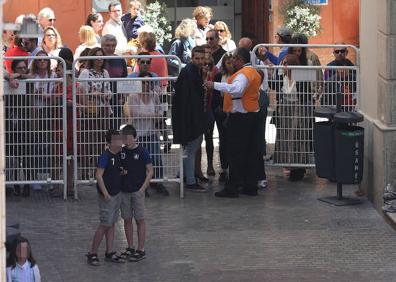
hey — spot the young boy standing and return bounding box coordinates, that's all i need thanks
[120,124,153,262]
[86,129,125,266]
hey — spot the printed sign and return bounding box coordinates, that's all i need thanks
[305,0,328,5]
[92,0,114,12]
[117,80,142,94]
[3,80,26,95]
[291,69,317,82]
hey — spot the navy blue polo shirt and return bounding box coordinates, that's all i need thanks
[121,145,152,193]
[96,149,122,196]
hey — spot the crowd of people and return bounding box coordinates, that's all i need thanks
[3,1,356,192]
[3,0,358,273]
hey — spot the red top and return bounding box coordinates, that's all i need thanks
[4,46,29,73]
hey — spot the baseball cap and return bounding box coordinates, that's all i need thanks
[276,27,293,40]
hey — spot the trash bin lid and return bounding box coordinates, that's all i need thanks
[314,106,337,118]
[334,111,364,124]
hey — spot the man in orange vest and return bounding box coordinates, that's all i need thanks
[205,48,262,197]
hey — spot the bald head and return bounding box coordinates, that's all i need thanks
[238,37,253,51]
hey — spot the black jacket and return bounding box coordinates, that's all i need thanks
[172,63,207,145]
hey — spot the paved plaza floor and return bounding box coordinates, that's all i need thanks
[6,167,396,282]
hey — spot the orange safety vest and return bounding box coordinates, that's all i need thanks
[223,66,261,113]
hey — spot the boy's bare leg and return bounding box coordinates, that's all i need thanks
[105,225,115,253]
[123,218,134,248]
[136,219,145,251]
[91,225,110,254]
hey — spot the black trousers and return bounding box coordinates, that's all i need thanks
[205,109,229,170]
[225,112,261,194]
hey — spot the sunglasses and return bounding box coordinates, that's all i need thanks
[49,18,56,22]
[216,29,225,33]
[139,60,151,65]
[206,37,215,41]
[334,49,346,54]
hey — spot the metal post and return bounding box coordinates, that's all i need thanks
[0,1,6,280]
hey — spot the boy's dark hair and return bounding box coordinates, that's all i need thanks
[7,236,36,268]
[105,129,120,143]
[191,45,205,57]
[121,124,137,137]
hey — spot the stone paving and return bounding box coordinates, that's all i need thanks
[6,167,396,282]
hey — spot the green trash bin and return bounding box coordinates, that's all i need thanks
[334,112,364,184]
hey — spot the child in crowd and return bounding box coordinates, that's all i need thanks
[86,129,125,266]
[6,236,41,282]
[119,124,153,262]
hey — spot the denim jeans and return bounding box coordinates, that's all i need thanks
[183,135,203,185]
[138,134,163,178]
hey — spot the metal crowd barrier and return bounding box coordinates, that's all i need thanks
[72,55,184,198]
[251,44,360,167]
[3,56,68,197]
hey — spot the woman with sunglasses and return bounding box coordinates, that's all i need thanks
[214,21,236,52]
[41,26,63,70]
[78,47,113,177]
[126,72,169,196]
[5,60,33,196]
[272,53,314,181]
[211,53,235,182]
[195,57,218,180]
[28,50,57,191]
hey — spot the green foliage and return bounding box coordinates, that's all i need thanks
[142,1,172,46]
[280,0,322,37]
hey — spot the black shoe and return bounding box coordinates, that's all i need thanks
[207,166,215,176]
[195,174,209,183]
[218,172,227,182]
[289,168,306,181]
[22,185,30,197]
[239,189,258,196]
[186,183,208,192]
[214,189,239,198]
[129,249,145,262]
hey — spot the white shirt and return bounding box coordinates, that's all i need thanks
[102,19,129,55]
[6,261,41,282]
[214,68,250,113]
[221,39,237,52]
[74,43,100,60]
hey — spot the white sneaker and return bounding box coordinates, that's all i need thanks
[257,180,268,190]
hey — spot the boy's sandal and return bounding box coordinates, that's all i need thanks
[120,248,135,259]
[86,253,100,266]
[105,251,126,263]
